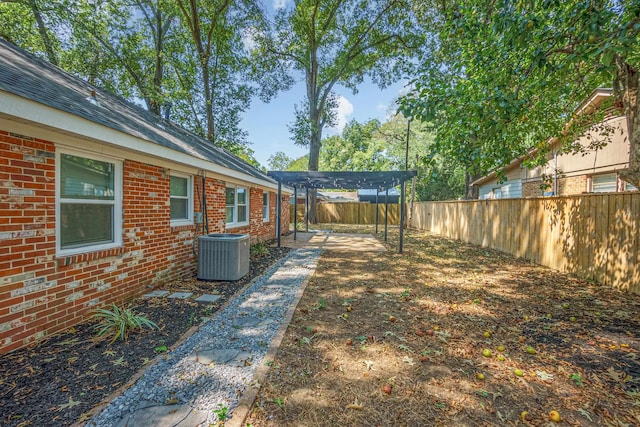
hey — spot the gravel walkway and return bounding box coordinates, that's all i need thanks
[86,248,322,427]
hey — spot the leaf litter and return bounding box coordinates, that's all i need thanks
[246,224,640,427]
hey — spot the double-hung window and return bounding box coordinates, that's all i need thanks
[226,185,248,226]
[57,151,122,255]
[170,174,193,225]
[262,191,269,221]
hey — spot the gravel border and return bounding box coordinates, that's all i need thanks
[86,248,322,427]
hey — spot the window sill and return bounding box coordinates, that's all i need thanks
[170,220,195,229]
[226,222,249,229]
[56,245,125,267]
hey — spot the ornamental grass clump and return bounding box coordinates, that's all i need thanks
[92,304,159,343]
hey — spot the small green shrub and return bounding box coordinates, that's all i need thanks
[92,303,159,343]
[250,241,270,257]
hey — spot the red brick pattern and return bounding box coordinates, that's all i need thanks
[0,129,289,353]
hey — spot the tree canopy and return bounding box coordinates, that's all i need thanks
[400,0,640,195]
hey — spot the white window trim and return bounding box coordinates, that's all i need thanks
[226,184,249,228]
[169,173,194,227]
[56,149,123,256]
[262,191,269,222]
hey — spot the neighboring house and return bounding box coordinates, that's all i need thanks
[358,188,400,204]
[0,40,291,354]
[318,191,358,203]
[473,88,638,199]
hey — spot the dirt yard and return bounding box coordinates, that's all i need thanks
[246,225,640,427]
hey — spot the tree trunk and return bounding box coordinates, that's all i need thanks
[148,7,165,116]
[464,171,481,199]
[615,57,640,189]
[307,115,322,224]
[30,0,58,66]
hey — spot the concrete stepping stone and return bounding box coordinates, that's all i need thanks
[167,291,192,299]
[195,294,221,303]
[113,403,207,427]
[190,348,251,366]
[142,290,170,298]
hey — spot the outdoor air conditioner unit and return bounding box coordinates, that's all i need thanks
[198,233,250,281]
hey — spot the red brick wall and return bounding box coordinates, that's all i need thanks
[0,129,289,354]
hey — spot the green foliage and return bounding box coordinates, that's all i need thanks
[250,241,270,257]
[92,303,159,344]
[213,403,229,422]
[259,0,423,178]
[400,0,640,189]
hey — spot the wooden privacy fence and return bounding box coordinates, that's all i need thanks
[410,193,640,294]
[290,202,400,225]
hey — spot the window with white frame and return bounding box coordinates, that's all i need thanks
[262,191,269,221]
[591,173,617,193]
[57,151,122,255]
[226,185,248,225]
[170,174,193,224]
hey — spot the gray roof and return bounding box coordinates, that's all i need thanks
[0,38,274,184]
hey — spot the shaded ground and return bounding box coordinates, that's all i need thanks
[246,225,640,427]
[0,245,290,427]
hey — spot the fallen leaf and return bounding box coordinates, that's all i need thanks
[57,396,82,411]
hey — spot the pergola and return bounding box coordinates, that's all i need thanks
[267,170,417,253]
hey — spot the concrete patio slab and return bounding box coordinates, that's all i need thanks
[281,232,386,252]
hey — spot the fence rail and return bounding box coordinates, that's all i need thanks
[409,193,640,294]
[290,202,400,225]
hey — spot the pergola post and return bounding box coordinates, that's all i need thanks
[400,180,405,254]
[276,181,282,247]
[384,188,389,242]
[293,186,298,241]
[305,187,309,232]
[375,190,379,234]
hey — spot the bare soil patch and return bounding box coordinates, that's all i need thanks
[0,245,290,427]
[246,225,640,427]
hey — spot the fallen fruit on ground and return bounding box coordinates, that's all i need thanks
[521,411,532,422]
[549,410,561,422]
[389,316,396,322]
[346,338,353,346]
[476,373,485,380]
[514,369,524,377]
[381,384,392,395]
[526,346,536,354]
[482,349,492,357]
[497,354,505,361]
[484,331,492,338]
[497,345,505,352]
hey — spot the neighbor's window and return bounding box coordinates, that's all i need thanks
[591,173,617,193]
[226,185,248,225]
[57,151,122,255]
[262,191,269,221]
[170,174,193,224]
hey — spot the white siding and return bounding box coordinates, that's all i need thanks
[478,180,522,199]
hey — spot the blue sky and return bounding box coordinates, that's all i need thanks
[241,78,409,169]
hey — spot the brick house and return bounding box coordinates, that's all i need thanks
[473,88,638,199]
[0,40,291,354]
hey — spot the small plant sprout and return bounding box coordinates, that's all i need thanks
[92,303,159,343]
[250,241,270,257]
[273,397,284,408]
[316,298,327,310]
[213,403,229,423]
[570,373,583,386]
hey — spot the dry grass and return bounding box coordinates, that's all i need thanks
[245,225,640,427]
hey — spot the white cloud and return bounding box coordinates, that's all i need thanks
[327,95,353,134]
[273,0,287,9]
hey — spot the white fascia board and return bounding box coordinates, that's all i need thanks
[0,91,292,194]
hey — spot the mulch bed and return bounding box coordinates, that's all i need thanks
[246,225,640,427]
[0,245,290,427]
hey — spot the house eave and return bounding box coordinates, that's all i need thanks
[0,91,291,194]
